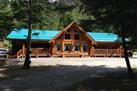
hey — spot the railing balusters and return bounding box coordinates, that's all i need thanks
[17,48,124,58]
[91,48,123,57]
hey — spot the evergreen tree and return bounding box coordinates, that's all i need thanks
[10,0,57,69]
[80,0,137,77]
[0,0,13,38]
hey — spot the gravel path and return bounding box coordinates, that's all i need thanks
[0,57,137,91]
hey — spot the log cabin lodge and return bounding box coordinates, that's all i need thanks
[7,22,124,58]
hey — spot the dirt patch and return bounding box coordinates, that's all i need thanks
[0,58,137,91]
[66,71,137,91]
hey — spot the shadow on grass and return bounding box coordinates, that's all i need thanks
[0,61,137,91]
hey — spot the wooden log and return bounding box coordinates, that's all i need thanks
[36,48,38,58]
[22,44,25,58]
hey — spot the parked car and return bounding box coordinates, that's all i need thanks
[0,48,9,57]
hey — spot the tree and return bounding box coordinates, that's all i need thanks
[0,0,13,37]
[10,0,83,69]
[80,0,137,76]
[52,0,80,27]
[10,0,56,69]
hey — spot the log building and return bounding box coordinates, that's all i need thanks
[7,22,124,58]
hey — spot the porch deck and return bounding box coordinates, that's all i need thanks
[91,49,124,57]
[16,48,123,58]
[17,48,50,58]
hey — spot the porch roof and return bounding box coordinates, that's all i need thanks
[7,28,120,42]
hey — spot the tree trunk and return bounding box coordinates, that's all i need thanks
[23,0,32,69]
[121,22,134,77]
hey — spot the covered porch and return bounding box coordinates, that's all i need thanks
[17,48,51,58]
[16,47,124,58]
[13,40,51,58]
[91,48,124,57]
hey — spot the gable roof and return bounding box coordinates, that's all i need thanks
[7,29,120,42]
[7,22,120,43]
[7,28,60,40]
[50,21,96,44]
[49,21,75,42]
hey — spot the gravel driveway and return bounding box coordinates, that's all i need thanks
[0,57,137,91]
[30,57,137,68]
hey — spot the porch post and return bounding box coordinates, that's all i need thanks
[119,46,122,57]
[89,43,92,57]
[22,44,25,58]
[50,42,54,57]
[119,48,122,57]
[36,48,38,58]
[80,42,83,57]
[61,41,64,57]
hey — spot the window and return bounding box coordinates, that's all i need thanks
[83,44,88,52]
[74,44,80,51]
[64,44,71,51]
[65,34,70,39]
[56,44,61,51]
[74,34,79,40]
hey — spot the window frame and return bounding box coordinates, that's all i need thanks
[56,43,61,51]
[74,43,80,51]
[83,44,88,52]
[74,34,80,40]
[65,33,71,40]
[64,44,71,51]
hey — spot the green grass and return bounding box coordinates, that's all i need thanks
[66,71,137,91]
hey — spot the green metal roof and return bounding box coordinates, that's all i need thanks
[87,32,120,42]
[7,28,120,42]
[7,28,60,40]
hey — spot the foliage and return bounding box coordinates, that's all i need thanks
[0,0,93,35]
[53,0,82,27]
[80,0,136,76]
[80,0,137,47]
[80,0,137,37]
[10,0,61,30]
[3,40,12,49]
[0,0,13,38]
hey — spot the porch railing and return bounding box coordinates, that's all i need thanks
[17,48,124,58]
[16,49,23,58]
[91,48,123,57]
[17,48,50,58]
[55,51,89,57]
